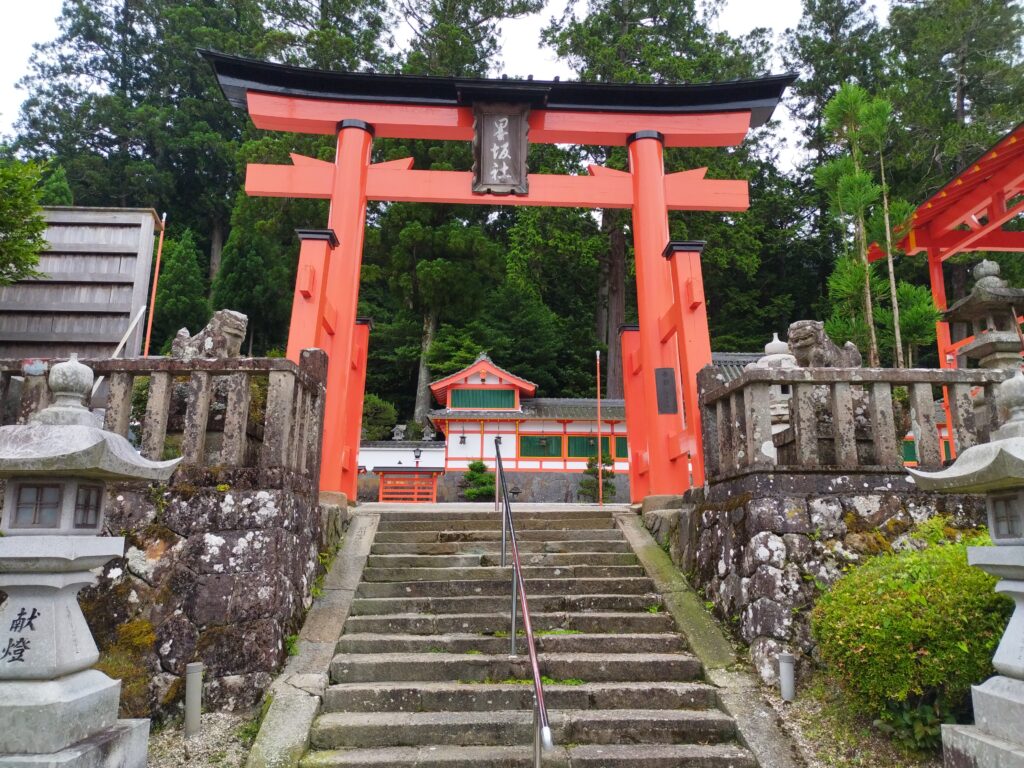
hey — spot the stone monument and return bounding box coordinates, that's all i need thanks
[787,320,863,368]
[0,355,179,766]
[910,369,1024,767]
[744,333,798,462]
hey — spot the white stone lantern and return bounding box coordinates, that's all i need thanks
[0,355,178,766]
[909,369,1024,765]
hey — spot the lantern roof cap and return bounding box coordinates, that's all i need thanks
[0,354,180,482]
[909,370,1024,493]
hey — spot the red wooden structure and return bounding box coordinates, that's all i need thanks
[868,121,1024,369]
[205,51,793,502]
[376,467,442,504]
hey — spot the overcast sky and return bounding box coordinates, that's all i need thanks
[0,0,889,160]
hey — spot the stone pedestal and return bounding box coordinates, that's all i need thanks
[940,547,1024,767]
[0,537,148,767]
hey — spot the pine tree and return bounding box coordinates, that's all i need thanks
[369,0,543,427]
[15,0,269,273]
[578,453,615,503]
[361,394,398,441]
[151,229,209,353]
[37,165,73,206]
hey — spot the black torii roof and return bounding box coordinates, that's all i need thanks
[201,50,795,129]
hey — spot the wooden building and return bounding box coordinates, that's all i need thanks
[0,207,161,359]
[427,354,629,475]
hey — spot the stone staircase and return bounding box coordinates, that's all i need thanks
[300,506,757,767]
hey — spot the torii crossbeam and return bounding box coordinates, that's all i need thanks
[204,51,793,501]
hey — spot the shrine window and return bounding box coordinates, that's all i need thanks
[451,389,515,409]
[519,435,562,458]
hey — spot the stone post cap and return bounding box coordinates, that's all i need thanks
[0,536,125,574]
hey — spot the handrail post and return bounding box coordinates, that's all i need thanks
[534,699,542,768]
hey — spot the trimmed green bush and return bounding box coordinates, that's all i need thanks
[462,460,495,502]
[812,522,1012,750]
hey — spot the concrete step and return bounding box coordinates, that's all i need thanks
[373,529,624,544]
[301,743,756,768]
[310,708,737,749]
[349,593,660,616]
[364,552,638,569]
[355,576,655,599]
[375,508,616,521]
[329,652,701,684]
[335,632,686,655]
[323,680,715,713]
[341,611,676,636]
[361,565,646,582]
[375,517,616,532]
[369,539,634,555]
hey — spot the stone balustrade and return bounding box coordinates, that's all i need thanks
[698,365,1011,478]
[0,351,327,484]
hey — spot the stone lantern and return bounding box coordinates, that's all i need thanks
[942,260,1024,371]
[909,369,1024,766]
[0,355,178,767]
[744,333,798,462]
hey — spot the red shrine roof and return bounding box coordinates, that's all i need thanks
[868,121,1024,263]
[429,353,538,405]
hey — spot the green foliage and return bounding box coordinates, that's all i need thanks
[876,283,940,366]
[37,164,73,205]
[152,229,209,352]
[577,453,615,503]
[284,634,299,656]
[461,460,495,502]
[0,154,46,285]
[361,394,398,441]
[812,523,1012,751]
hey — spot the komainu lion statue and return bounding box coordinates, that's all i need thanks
[787,320,862,368]
[171,309,248,360]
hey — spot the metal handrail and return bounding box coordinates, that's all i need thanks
[494,439,554,765]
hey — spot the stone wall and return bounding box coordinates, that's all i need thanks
[75,467,346,716]
[643,470,985,684]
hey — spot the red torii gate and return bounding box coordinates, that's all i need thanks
[869,121,1024,368]
[204,51,793,501]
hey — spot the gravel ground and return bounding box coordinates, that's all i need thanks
[762,677,943,768]
[148,710,258,768]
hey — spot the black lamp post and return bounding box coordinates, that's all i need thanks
[413,446,422,467]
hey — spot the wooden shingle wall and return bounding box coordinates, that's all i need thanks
[0,207,160,359]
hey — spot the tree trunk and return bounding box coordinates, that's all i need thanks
[879,152,904,367]
[851,153,880,366]
[209,219,225,280]
[412,309,439,425]
[605,220,627,398]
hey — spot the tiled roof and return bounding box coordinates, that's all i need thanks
[711,351,761,383]
[429,397,626,425]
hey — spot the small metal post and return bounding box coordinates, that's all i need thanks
[534,700,542,768]
[510,574,518,656]
[778,653,796,702]
[184,661,204,737]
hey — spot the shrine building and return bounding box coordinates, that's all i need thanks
[427,354,629,475]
